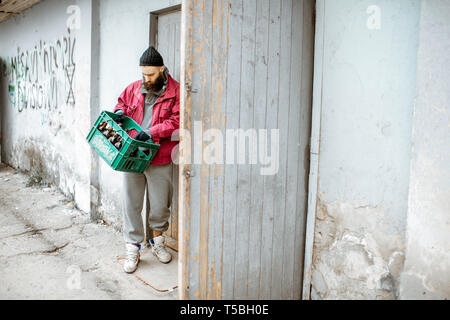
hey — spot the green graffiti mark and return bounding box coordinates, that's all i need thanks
[8,84,16,105]
[4,33,76,113]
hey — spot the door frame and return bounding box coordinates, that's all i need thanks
[149,4,182,48]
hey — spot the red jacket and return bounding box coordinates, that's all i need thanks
[113,74,180,165]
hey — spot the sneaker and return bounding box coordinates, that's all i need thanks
[150,235,172,264]
[123,243,140,273]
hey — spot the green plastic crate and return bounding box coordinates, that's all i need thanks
[86,111,160,173]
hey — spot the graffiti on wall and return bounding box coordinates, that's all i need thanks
[2,28,76,112]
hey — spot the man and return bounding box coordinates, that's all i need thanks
[113,46,179,273]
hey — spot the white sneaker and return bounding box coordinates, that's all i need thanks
[123,243,140,273]
[151,235,172,264]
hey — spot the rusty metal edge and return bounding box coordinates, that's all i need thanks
[302,0,323,301]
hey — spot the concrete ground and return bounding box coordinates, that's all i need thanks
[0,163,178,300]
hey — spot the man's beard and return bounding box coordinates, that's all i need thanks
[144,72,165,93]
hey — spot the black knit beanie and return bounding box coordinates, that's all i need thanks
[139,46,164,66]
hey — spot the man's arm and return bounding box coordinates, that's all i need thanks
[113,84,134,115]
[113,90,128,115]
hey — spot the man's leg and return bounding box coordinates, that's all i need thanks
[122,172,147,243]
[145,163,173,263]
[122,172,147,272]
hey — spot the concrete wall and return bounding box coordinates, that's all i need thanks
[400,0,450,300]
[94,0,181,226]
[0,0,92,213]
[310,0,421,299]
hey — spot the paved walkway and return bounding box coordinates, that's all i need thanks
[0,163,178,300]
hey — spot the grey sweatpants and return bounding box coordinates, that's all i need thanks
[122,163,177,244]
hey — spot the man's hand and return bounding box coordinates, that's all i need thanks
[114,110,125,124]
[135,131,151,142]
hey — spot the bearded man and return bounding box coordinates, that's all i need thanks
[113,46,179,273]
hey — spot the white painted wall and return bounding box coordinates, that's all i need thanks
[400,0,450,300]
[310,0,421,299]
[0,0,181,223]
[0,0,92,213]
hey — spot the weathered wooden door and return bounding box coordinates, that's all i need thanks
[179,0,315,299]
[154,8,181,83]
[148,6,181,251]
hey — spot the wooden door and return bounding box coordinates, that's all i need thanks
[179,0,315,300]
